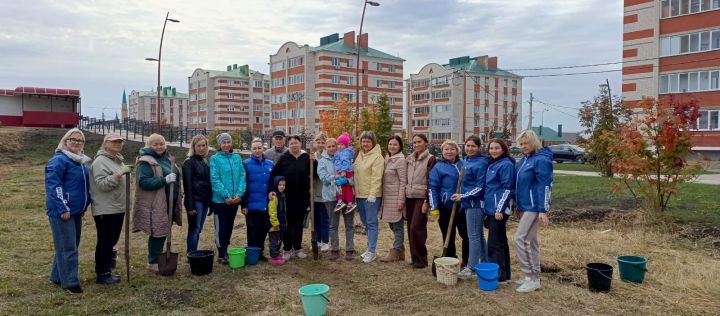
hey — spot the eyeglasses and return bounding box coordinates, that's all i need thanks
[67,138,85,144]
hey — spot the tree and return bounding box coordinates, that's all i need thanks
[360,93,393,155]
[608,96,702,214]
[318,97,355,141]
[578,91,633,177]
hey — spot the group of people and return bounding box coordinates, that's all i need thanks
[45,126,552,295]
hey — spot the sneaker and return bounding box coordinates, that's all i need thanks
[457,267,475,280]
[96,274,121,285]
[345,250,355,261]
[498,279,510,285]
[360,251,369,260]
[270,256,286,266]
[320,242,330,252]
[295,249,308,259]
[345,203,357,214]
[64,285,83,294]
[282,251,292,261]
[514,276,531,285]
[147,263,159,273]
[329,250,340,261]
[334,201,347,213]
[516,278,541,293]
[362,252,377,263]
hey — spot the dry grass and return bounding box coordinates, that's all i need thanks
[1,127,719,315]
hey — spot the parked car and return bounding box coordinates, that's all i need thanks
[549,144,587,163]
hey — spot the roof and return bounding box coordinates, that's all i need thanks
[132,87,188,99]
[532,126,564,142]
[122,90,127,104]
[443,57,521,78]
[0,86,80,97]
[202,64,266,79]
[310,36,404,61]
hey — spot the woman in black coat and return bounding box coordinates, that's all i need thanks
[182,135,212,253]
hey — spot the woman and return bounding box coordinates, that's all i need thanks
[484,139,516,284]
[353,131,385,263]
[405,134,435,269]
[209,133,246,264]
[312,133,330,252]
[452,136,489,279]
[428,140,467,266]
[132,133,181,273]
[241,137,273,260]
[318,138,356,261]
[514,129,553,293]
[90,133,130,285]
[380,136,407,263]
[182,135,211,253]
[270,135,312,260]
[45,128,91,294]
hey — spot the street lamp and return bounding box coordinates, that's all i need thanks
[599,78,613,112]
[145,12,179,133]
[354,0,380,140]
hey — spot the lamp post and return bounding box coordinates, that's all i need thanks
[145,11,180,133]
[354,0,380,140]
[599,78,613,127]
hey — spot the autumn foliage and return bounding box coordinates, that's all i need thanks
[608,96,702,213]
[318,97,355,142]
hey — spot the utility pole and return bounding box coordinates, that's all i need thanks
[526,93,533,130]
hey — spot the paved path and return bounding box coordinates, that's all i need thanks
[85,129,253,155]
[554,170,720,185]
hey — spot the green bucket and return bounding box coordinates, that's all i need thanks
[228,247,246,269]
[617,255,648,283]
[298,284,330,316]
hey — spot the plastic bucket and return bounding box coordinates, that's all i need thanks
[227,247,246,269]
[585,263,613,292]
[434,257,460,286]
[475,262,500,291]
[298,284,330,316]
[245,246,261,266]
[187,250,214,276]
[617,255,648,283]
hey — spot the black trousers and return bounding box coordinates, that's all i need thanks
[487,214,512,281]
[438,206,468,265]
[211,202,239,255]
[283,207,306,252]
[246,211,270,255]
[93,213,125,276]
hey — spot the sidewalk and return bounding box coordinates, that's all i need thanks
[553,170,720,185]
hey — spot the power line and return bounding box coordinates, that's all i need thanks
[534,98,579,118]
[515,56,720,78]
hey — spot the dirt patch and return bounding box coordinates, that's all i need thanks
[676,224,720,248]
[549,208,618,223]
[147,289,194,308]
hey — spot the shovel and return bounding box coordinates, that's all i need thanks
[432,167,465,277]
[124,172,131,283]
[310,153,319,260]
[158,182,178,276]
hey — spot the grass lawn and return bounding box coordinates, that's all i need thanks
[552,163,596,172]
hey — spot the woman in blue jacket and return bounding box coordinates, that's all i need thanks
[428,140,466,265]
[484,139,516,284]
[209,133,246,264]
[241,138,273,261]
[45,128,91,294]
[451,136,489,279]
[514,129,553,293]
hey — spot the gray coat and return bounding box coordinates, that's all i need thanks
[89,149,126,216]
[317,150,338,202]
[264,146,288,163]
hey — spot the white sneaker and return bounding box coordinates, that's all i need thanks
[295,249,308,259]
[457,267,475,280]
[360,251,369,259]
[282,251,292,261]
[516,278,541,293]
[362,252,377,263]
[514,276,531,285]
[320,242,330,252]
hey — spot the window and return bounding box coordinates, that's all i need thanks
[412,93,430,101]
[414,106,430,114]
[376,62,383,71]
[670,74,679,92]
[695,109,720,130]
[431,132,452,140]
[347,76,354,85]
[701,31,711,50]
[691,0,701,13]
[660,70,720,93]
[389,65,395,73]
[432,76,449,85]
[432,90,451,99]
[512,80,518,89]
[432,119,450,126]
[412,78,430,87]
[712,71,720,89]
[254,80,263,88]
[272,110,286,120]
[288,56,304,68]
[689,72,699,91]
[433,104,450,113]
[347,59,354,68]
[288,74,304,85]
[713,30,720,49]
[272,94,286,104]
[389,81,396,89]
[661,29,720,56]
[660,75,669,93]
[332,75,340,84]
[272,78,285,88]
[271,61,285,72]
[332,57,341,67]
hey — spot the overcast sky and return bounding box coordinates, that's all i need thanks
[0,0,622,132]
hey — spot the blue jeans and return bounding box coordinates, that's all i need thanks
[313,202,329,243]
[186,201,209,253]
[357,197,382,253]
[465,208,488,269]
[49,214,82,288]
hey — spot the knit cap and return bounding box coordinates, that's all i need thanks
[216,132,232,144]
[337,132,350,147]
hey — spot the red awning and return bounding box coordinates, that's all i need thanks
[8,87,81,97]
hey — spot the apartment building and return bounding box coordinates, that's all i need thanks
[623,0,720,158]
[407,56,522,144]
[128,86,189,127]
[187,64,271,131]
[269,31,404,135]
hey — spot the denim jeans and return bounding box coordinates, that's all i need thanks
[313,202,330,243]
[326,201,355,252]
[186,201,209,253]
[49,214,82,288]
[357,197,382,253]
[465,208,488,269]
[388,219,405,250]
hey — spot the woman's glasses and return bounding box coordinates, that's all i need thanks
[67,138,85,144]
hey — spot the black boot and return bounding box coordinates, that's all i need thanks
[218,247,228,265]
[110,248,118,270]
[96,273,120,285]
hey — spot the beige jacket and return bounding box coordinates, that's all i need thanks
[353,144,385,198]
[89,149,127,216]
[381,152,407,223]
[405,149,435,199]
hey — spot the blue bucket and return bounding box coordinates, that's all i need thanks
[245,247,261,266]
[475,262,500,291]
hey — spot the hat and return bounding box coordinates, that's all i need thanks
[337,132,350,147]
[216,133,232,144]
[103,133,123,142]
[272,130,286,138]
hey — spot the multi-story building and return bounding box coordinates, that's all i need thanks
[269,31,404,135]
[188,64,270,131]
[127,86,189,127]
[407,56,522,144]
[623,0,720,158]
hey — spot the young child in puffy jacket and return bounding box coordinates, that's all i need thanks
[333,132,356,214]
[268,176,287,265]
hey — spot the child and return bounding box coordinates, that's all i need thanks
[334,132,356,214]
[268,176,288,265]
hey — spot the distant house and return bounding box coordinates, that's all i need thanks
[561,132,580,144]
[531,124,566,145]
[0,86,80,127]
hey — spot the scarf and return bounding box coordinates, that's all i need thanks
[59,146,92,164]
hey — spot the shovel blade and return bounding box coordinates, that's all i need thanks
[431,256,439,277]
[157,252,178,276]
